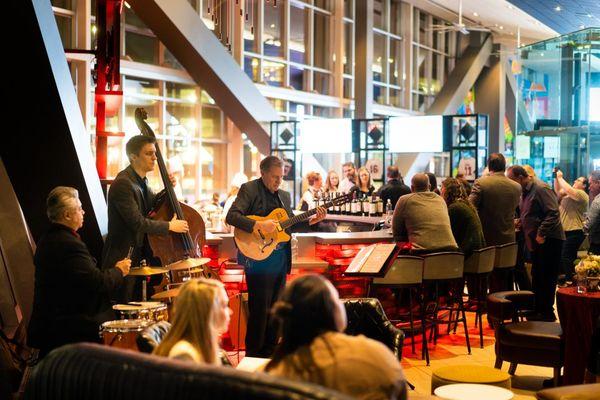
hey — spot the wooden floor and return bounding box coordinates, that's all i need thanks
[401,313,552,399]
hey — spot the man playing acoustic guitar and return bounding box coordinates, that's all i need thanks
[226,156,326,357]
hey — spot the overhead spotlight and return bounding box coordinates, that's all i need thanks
[473,12,479,17]
[499,26,504,30]
[588,14,593,18]
[507,4,514,9]
[555,5,561,11]
[580,25,585,29]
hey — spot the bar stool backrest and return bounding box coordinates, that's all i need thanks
[464,246,496,274]
[494,242,518,269]
[372,255,423,286]
[422,252,464,281]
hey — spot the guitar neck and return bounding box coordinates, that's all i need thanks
[280,198,339,230]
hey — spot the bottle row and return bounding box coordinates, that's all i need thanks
[315,192,392,218]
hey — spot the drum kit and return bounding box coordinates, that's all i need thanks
[99,257,212,351]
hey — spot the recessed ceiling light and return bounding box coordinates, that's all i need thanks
[507,4,514,9]
[588,14,593,18]
[555,6,561,11]
[500,26,504,30]
[473,12,479,17]
[580,25,585,29]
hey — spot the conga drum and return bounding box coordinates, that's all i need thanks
[99,319,153,351]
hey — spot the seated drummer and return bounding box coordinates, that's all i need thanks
[27,187,131,358]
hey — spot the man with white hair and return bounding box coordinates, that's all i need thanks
[27,186,131,358]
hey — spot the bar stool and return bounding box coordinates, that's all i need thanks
[371,255,424,354]
[492,242,518,292]
[463,246,496,348]
[422,251,470,365]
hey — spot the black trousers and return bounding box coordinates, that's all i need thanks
[560,230,585,277]
[531,237,563,318]
[241,246,288,357]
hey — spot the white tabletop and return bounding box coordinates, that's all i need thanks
[235,357,270,372]
[434,384,513,400]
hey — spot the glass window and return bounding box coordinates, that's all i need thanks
[313,12,331,70]
[413,93,426,112]
[243,2,259,52]
[343,78,353,99]
[390,88,402,108]
[244,56,261,82]
[344,0,353,19]
[313,71,331,95]
[374,0,386,30]
[262,60,285,87]
[124,77,160,97]
[373,33,386,82]
[51,0,72,9]
[268,98,287,112]
[124,98,161,134]
[264,3,284,58]
[166,139,201,201]
[314,0,332,11]
[389,38,402,86]
[54,15,72,48]
[290,6,308,64]
[166,102,198,139]
[166,83,198,102]
[200,143,227,192]
[419,12,427,45]
[290,66,306,90]
[390,0,402,35]
[163,47,184,70]
[374,84,386,104]
[125,31,159,64]
[313,106,331,117]
[343,22,353,75]
[125,8,148,29]
[201,106,222,139]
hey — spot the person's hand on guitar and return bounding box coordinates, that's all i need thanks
[253,219,278,234]
[169,213,189,233]
[309,206,327,226]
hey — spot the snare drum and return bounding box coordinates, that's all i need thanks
[137,301,169,321]
[99,319,152,351]
[113,302,169,322]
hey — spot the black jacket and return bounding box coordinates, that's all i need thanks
[101,166,169,270]
[377,179,411,209]
[226,179,307,272]
[28,224,123,355]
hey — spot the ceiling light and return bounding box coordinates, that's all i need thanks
[507,4,514,9]
[588,14,593,18]
[499,26,504,30]
[473,12,479,17]
[555,6,561,11]
[580,25,585,29]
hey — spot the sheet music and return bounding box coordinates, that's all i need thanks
[360,243,397,273]
[345,245,375,273]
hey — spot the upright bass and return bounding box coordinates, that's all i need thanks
[134,108,216,279]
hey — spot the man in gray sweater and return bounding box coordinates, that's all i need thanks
[392,173,458,253]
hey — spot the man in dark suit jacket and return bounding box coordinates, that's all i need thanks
[226,156,326,357]
[101,135,189,302]
[28,187,130,358]
[377,166,411,210]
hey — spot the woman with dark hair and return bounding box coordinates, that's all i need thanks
[265,275,406,400]
[425,172,440,195]
[554,169,589,281]
[441,178,485,257]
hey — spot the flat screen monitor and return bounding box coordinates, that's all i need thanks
[299,118,352,153]
[389,116,443,153]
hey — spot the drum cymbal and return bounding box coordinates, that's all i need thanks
[151,288,181,300]
[129,266,169,276]
[168,258,211,271]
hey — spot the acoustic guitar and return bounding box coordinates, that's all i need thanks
[234,194,351,261]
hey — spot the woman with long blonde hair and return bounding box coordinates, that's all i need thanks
[153,278,231,364]
[324,170,340,193]
[349,167,375,197]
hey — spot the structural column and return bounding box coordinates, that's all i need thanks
[354,0,373,119]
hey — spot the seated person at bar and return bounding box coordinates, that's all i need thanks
[299,171,323,211]
[349,166,375,198]
[441,178,485,257]
[377,165,410,210]
[265,274,407,400]
[154,279,231,364]
[27,187,130,358]
[339,162,356,193]
[324,170,340,193]
[392,173,458,253]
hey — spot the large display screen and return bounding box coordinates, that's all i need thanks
[590,87,600,121]
[299,118,352,153]
[389,116,443,153]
